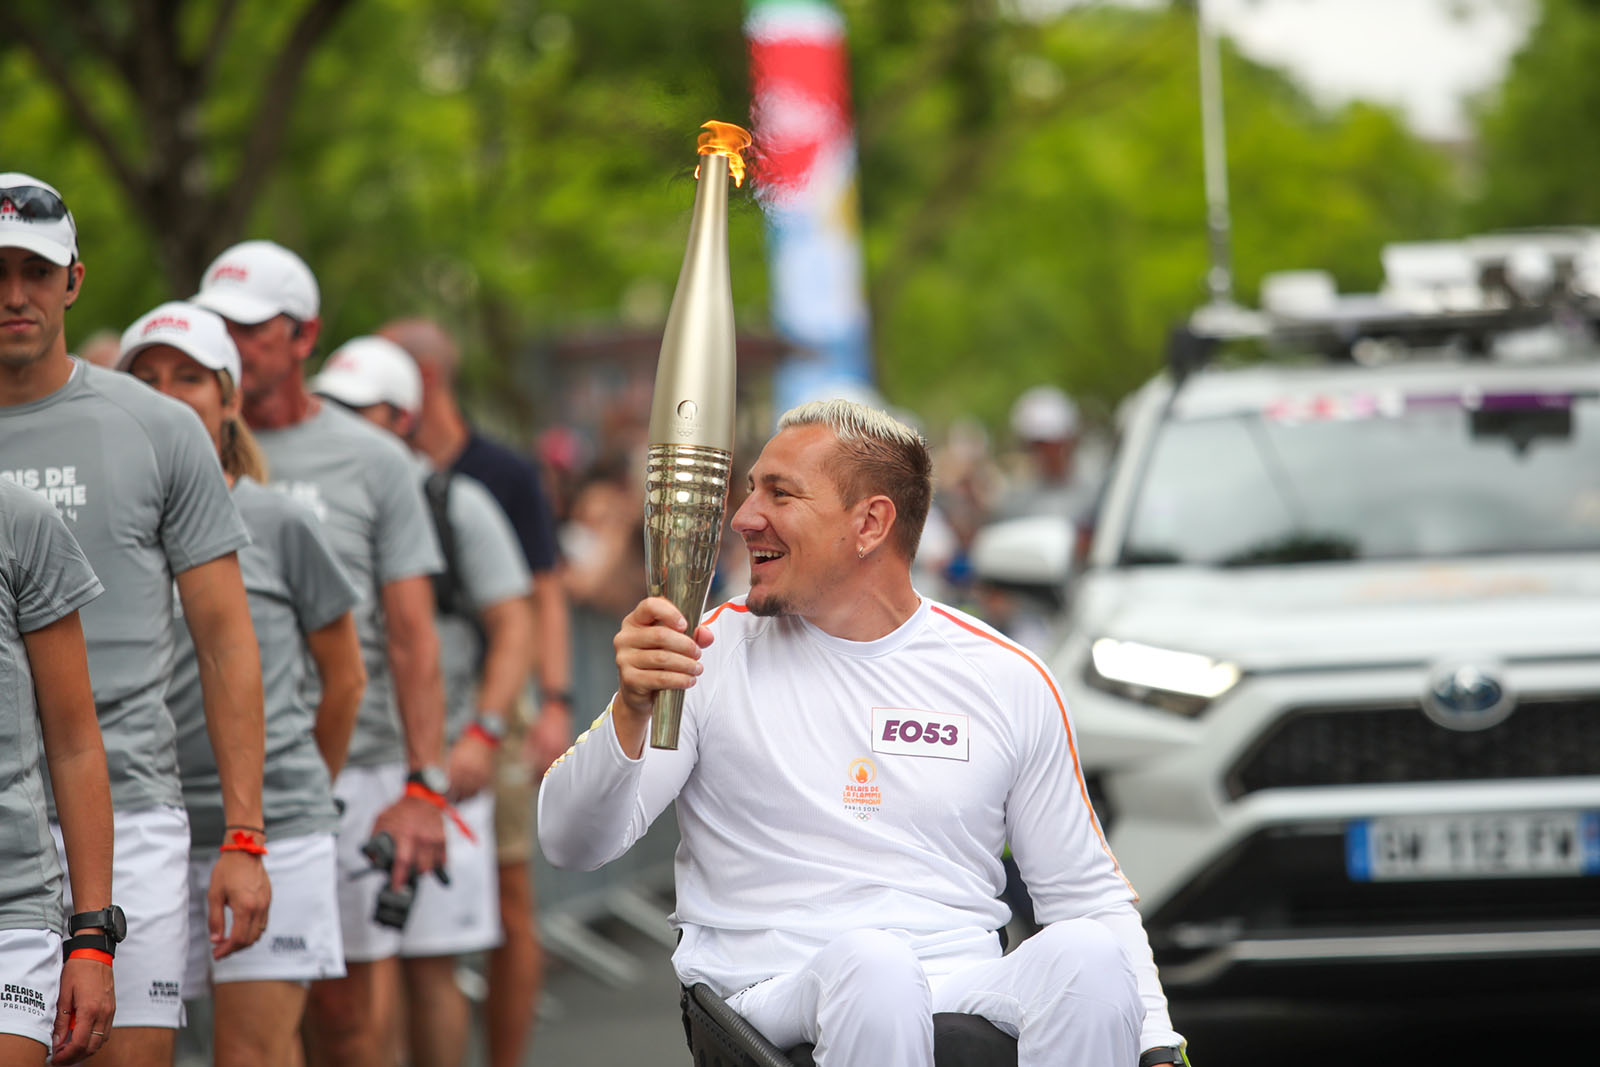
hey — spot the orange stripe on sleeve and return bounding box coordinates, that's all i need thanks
[929,605,1137,898]
[702,600,748,627]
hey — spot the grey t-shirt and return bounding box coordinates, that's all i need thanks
[0,361,250,812]
[427,466,532,742]
[254,403,442,767]
[171,479,361,849]
[0,480,103,934]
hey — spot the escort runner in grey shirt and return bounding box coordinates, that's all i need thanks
[253,402,442,766]
[0,361,250,811]
[428,466,532,741]
[170,478,362,848]
[0,480,104,934]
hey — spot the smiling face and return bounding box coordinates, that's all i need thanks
[0,247,82,370]
[127,345,236,454]
[729,423,863,619]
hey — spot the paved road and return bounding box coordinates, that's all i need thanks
[180,911,1594,1065]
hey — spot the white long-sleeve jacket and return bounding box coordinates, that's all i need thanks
[538,595,1181,1049]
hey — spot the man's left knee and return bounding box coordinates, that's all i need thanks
[1029,919,1138,1000]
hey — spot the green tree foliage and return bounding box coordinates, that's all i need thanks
[1472,0,1600,228]
[1,0,1459,432]
[850,2,1459,424]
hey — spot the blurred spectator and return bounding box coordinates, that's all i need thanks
[77,328,121,368]
[560,463,649,721]
[930,417,1002,600]
[994,384,1099,528]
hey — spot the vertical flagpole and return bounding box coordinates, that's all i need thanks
[1197,0,1236,310]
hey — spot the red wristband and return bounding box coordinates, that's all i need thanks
[465,722,501,747]
[67,948,113,966]
[219,829,268,856]
[404,782,477,842]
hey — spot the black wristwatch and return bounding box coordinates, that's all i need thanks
[69,905,127,944]
[63,905,127,960]
[1140,1046,1190,1067]
[407,765,450,798]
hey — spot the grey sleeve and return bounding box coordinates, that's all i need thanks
[278,503,364,634]
[449,477,533,610]
[9,493,104,633]
[369,448,443,586]
[158,405,251,573]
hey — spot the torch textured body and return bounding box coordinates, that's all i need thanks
[645,149,739,749]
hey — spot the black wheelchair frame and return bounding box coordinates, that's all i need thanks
[679,982,1020,1067]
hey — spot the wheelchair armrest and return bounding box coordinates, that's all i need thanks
[681,983,798,1067]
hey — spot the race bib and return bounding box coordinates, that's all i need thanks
[871,707,970,762]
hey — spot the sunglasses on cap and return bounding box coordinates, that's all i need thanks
[0,186,69,222]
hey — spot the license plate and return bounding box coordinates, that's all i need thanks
[1346,812,1600,881]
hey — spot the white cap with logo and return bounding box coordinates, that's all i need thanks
[193,240,320,325]
[311,336,422,417]
[117,301,242,387]
[0,172,79,267]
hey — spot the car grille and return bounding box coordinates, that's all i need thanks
[1144,826,1600,993]
[1227,694,1600,798]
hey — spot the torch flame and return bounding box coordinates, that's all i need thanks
[855,765,869,784]
[696,120,753,187]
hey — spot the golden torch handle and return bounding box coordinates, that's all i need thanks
[644,444,732,749]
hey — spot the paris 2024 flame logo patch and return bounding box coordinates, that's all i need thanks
[843,758,881,822]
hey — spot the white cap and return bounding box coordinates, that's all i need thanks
[1010,385,1079,442]
[193,240,320,325]
[117,301,241,386]
[0,173,78,266]
[311,336,422,417]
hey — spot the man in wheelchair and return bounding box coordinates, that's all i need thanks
[539,400,1188,1067]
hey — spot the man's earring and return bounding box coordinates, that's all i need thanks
[857,546,866,559]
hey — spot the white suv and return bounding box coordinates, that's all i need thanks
[993,301,1600,1001]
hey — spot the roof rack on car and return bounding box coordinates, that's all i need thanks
[1169,229,1600,380]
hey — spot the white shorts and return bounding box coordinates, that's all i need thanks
[331,763,407,965]
[400,792,501,958]
[54,806,190,1029]
[185,832,346,991]
[0,929,61,1048]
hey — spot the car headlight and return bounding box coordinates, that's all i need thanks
[1084,637,1241,715]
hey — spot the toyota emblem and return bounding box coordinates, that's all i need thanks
[1421,661,1514,732]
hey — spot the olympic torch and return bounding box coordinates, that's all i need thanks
[644,121,751,749]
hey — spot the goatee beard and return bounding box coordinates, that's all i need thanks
[746,589,792,617]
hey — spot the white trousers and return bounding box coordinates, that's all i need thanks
[727,920,1142,1067]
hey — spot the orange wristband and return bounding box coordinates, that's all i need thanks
[404,782,477,842]
[465,722,501,747]
[219,829,268,856]
[67,948,113,966]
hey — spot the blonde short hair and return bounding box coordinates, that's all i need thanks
[778,399,933,559]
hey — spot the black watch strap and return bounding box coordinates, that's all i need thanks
[1140,1047,1189,1067]
[69,905,126,943]
[63,932,116,960]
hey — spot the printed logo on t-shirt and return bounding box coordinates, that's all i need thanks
[1,466,89,521]
[148,980,181,1003]
[271,479,328,522]
[1,982,47,1017]
[843,757,882,822]
[871,707,970,762]
[271,935,308,954]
